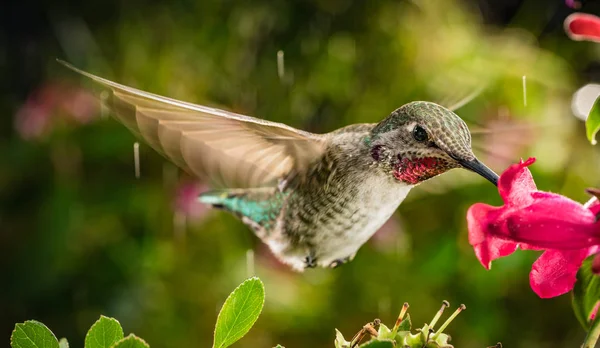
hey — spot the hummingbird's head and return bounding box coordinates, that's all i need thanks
[368,101,498,186]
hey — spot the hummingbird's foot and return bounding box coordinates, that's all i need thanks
[329,259,343,269]
[304,253,318,268]
[329,255,353,269]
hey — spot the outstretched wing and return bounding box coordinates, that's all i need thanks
[58,60,326,188]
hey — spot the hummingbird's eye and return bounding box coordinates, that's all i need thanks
[412,125,428,142]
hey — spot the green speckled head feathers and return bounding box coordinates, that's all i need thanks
[368,101,498,185]
[372,101,474,161]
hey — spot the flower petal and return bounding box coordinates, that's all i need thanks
[565,13,600,43]
[467,203,518,269]
[471,188,600,251]
[498,157,537,207]
[474,237,519,270]
[530,247,599,298]
[500,193,600,249]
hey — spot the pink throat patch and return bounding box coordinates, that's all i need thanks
[393,157,443,184]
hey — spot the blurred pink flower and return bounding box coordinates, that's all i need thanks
[370,216,403,252]
[565,0,581,9]
[565,13,600,43]
[174,181,210,220]
[14,81,98,139]
[467,158,600,298]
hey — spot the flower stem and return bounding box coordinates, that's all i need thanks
[582,314,600,348]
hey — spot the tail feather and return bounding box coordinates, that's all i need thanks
[199,189,282,229]
[198,190,230,209]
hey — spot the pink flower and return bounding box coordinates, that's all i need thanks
[565,0,581,10]
[14,81,98,140]
[174,181,209,220]
[565,13,600,43]
[467,158,600,298]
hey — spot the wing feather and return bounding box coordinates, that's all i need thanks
[58,60,326,188]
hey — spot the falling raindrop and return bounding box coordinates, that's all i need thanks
[277,50,285,81]
[522,76,527,107]
[133,142,140,179]
[246,249,255,277]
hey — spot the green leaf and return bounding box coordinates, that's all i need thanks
[213,277,265,348]
[376,323,393,340]
[58,339,69,348]
[11,321,59,348]
[573,255,600,329]
[585,95,600,145]
[85,316,125,348]
[110,334,149,348]
[398,313,412,332]
[359,340,395,348]
[273,345,285,348]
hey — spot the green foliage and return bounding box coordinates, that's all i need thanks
[586,96,600,145]
[582,315,600,348]
[9,278,265,348]
[11,317,148,348]
[359,341,395,348]
[213,277,265,348]
[335,303,482,348]
[397,313,412,332]
[110,335,149,348]
[573,256,600,329]
[85,316,124,348]
[11,321,59,348]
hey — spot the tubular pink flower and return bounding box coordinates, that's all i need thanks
[467,158,600,298]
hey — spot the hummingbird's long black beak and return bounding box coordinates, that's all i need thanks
[458,158,499,186]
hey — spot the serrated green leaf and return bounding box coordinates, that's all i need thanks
[586,96,600,145]
[11,321,59,348]
[110,334,149,348]
[398,313,412,332]
[213,277,265,348]
[85,316,124,348]
[359,339,395,348]
[573,255,600,329]
[376,323,393,340]
[58,339,69,348]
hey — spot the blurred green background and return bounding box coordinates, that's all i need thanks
[2,0,600,347]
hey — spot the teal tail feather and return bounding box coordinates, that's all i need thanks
[198,190,230,209]
[198,189,283,228]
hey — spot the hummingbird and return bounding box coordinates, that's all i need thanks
[58,60,499,271]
